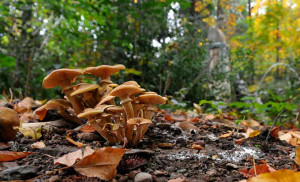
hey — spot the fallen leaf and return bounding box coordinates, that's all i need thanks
[66,133,84,148]
[246,164,276,177]
[74,147,126,181]
[243,128,260,138]
[54,149,83,167]
[31,141,46,149]
[270,126,281,139]
[241,119,260,127]
[176,122,200,132]
[0,151,33,162]
[235,138,246,145]
[295,147,300,166]
[219,132,233,139]
[14,97,35,113]
[191,144,205,150]
[204,113,214,121]
[19,126,42,140]
[247,169,300,182]
[80,124,96,133]
[279,132,293,143]
[164,115,174,122]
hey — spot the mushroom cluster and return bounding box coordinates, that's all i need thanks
[43,64,166,146]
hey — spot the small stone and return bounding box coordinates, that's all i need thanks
[166,167,175,172]
[134,172,153,182]
[226,163,238,169]
[0,165,36,180]
[206,169,217,176]
[177,169,187,173]
[77,132,100,141]
[176,137,187,147]
[49,175,60,182]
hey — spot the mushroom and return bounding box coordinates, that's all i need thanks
[78,106,117,143]
[136,94,167,120]
[33,99,82,124]
[71,83,99,108]
[84,64,126,86]
[43,69,84,114]
[121,81,141,88]
[0,107,20,142]
[126,117,152,145]
[109,85,144,120]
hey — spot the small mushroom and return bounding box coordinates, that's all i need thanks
[71,83,99,108]
[136,94,167,119]
[109,85,144,121]
[0,107,20,142]
[84,64,126,86]
[121,81,141,88]
[43,69,84,114]
[126,117,152,145]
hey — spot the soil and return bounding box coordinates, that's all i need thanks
[0,109,299,182]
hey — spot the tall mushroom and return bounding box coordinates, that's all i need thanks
[0,107,20,142]
[43,69,84,114]
[136,94,167,119]
[109,85,144,120]
[84,64,126,86]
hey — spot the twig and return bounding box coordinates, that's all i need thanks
[253,157,257,176]
[265,109,286,142]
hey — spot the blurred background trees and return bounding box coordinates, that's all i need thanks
[0,0,299,106]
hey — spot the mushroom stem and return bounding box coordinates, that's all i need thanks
[121,100,134,120]
[63,88,84,115]
[144,105,156,119]
[57,107,83,125]
[125,123,135,142]
[89,119,116,144]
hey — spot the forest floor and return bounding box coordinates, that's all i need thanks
[1,108,299,182]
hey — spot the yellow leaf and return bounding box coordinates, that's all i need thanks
[19,127,42,140]
[243,128,260,138]
[295,147,300,166]
[247,169,300,182]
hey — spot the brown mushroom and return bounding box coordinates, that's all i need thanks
[43,69,84,114]
[71,83,99,108]
[109,85,144,120]
[0,107,20,142]
[126,117,152,145]
[121,81,141,88]
[136,94,167,119]
[84,64,126,86]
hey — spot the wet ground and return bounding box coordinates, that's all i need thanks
[0,109,298,181]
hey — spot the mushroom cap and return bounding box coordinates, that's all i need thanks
[84,64,126,79]
[106,106,124,113]
[33,99,71,120]
[109,85,144,99]
[0,107,20,142]
[127,117,152,125]
[96,95,116,106]
[43,69,84,89]
[0,107,20,126]
[121,81,141,88]
[141,91,157,95]
[78,105,113,118]
[71,83,99,96]
[137,94,167,105]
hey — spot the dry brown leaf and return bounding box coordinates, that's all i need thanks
[279,132,293,143]
[219,132,233,139]
[270,126,281,139]
[241,119,260,127]
[240,164,275,178]
[14,97,35,113]
[235,138,246,145]
[157,143,174,149]
[80,124,96,133]
[0,151,33,162]
[295,147,300,166]
[66,133,84,148]
[31,141,46,149]
[176,122,200,132]
[191,144,205,150]
[164,115,174,122]
[204,113,214,121]
[54,149,83,167]
[74,147,126,181]
[247,169,300,182]
[243,128,260,138]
